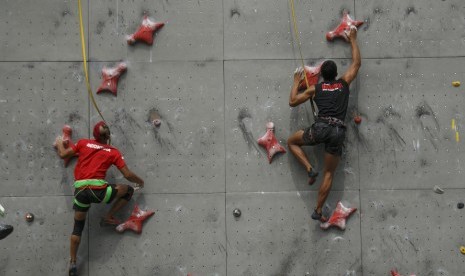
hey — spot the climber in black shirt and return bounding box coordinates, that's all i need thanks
[288,26,361,222]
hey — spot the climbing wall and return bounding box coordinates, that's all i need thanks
[1,0,465,275]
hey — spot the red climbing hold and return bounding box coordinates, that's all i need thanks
[55,125,76,167]
[354,115,362,124]
[96,62,127,96]
[127,15,165,45]
[116,204,155,234]
[391,269,416,276]
[297,63,322,91]
[257,122,286,164]
[326,11,363,42]
[320,201,357,230]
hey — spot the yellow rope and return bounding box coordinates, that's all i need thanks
[77,0,107,124]
[289,0,319,169]
[289,0,317,119]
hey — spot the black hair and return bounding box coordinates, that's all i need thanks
[98,125,110,142]
[321,60,338,81]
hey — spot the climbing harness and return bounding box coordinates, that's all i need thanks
[73,179,113,209]
[289,0,317,119]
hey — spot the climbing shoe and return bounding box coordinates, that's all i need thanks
[0,224,13,240]
[308,169,319,185]
[311,209,327,222]
[69,262,78,276]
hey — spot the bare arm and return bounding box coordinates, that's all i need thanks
[289,68,316,107]
[341,27,361,85]
[54,136,75,159]
[119,165,145,188]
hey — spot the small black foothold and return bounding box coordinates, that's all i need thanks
[230,9,240,18]
[458,202,464,209]
[233,208,241,218]
[62,10,70,17]
[406,6,417,16]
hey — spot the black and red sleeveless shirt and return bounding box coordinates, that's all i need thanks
[313,79,350,121]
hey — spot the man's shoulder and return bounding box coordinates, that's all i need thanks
[77,139,120,152]
[336,78,349,87]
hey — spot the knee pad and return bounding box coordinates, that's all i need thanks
[72,219,85,236]
[122,186,134,201]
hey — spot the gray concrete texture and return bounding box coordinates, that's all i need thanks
[0,0,464,275]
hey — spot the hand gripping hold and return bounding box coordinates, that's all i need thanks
[297,63,322,91]
[326,11,363,42]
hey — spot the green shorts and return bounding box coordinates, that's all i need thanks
[73,184,117,212]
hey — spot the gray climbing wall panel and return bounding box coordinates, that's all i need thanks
[355,0,465,58]
[0,196,88,275]
[89,0,223,62]
[357,58,465,190]
[88,194,226,276]
[0,62,88,197]
[88,60,225,193]
[227,191,361,276]
[0,0,88,61]
[224,0,356,60]
[361,190,465,275]
[1,0,465,275]
[224,59,359,192]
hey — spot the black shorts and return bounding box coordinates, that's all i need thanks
[302,121,346,156]
[73,184,118,212]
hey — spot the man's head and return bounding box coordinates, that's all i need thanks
[93,121,110,143]
[321,60,338,81]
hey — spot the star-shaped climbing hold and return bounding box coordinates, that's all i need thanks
[96,62,127,96]
[298,63,322,91]
[391,269,416,276]
[326,11,363,42]
[320,201,357,230]
[127,15,165,45]
[116,204,155,234]
[257,122,286,163]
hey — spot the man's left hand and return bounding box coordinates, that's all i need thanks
[54,136,63,148]
[293,67,304,83]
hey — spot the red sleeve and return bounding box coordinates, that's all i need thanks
[71,139,84,153]
[113,150,126,169]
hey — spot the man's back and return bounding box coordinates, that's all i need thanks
[314,79,350,121]
[71,139,126,180]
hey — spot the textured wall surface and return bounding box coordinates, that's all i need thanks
[1,0,465,275]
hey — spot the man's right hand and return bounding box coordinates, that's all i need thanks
[347,25,357,42]
[120,165,145,189]
[341,25,361,85]
[134,181,145,191]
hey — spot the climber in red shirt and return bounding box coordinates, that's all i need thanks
[55,121,144,276]
[288,27,361,222]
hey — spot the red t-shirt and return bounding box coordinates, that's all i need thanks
[71,139,126,180]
